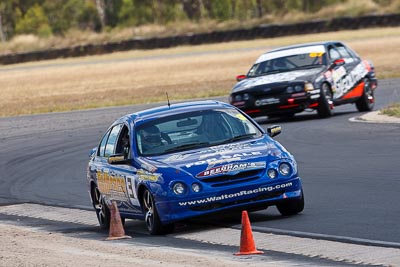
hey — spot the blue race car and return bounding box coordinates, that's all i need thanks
[86,100,304,235]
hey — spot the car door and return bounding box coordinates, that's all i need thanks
[333,43,366,100]
[327,43,348,99]
[92,123,141,215]
[328,43,365,100]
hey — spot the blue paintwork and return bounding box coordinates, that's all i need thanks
[87,100,303,225]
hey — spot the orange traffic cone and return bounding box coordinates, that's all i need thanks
[234,210,264,255]
[106,201,132,241]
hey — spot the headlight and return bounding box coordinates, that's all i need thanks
[305,82,315,91]
[235,95,242,101]
[286,86,294,93]
[279,163,291,176]
[191,183,201,193]
[294,85,303,92]
[173,182,186,195]
[267,169,277,179]
[243,93,250,100]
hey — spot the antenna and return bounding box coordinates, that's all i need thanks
[166,92,171,108]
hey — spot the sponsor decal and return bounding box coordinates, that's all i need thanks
[97,171,128,202]
[137,169,160,182]
[137,158,158,172]
[291,92,306,97]
[196,162,266,177]
[309,52,324,57]
[333,63,367,97]
[332,66,347,82]
[186,151,263,168]
[164,154,191,163]
[255,98,280,106]
[198,142,259,157]
[178,182,293,206]
[235,114,247,121]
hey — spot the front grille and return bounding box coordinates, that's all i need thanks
[200,169,264,187]
[252,84,287,97]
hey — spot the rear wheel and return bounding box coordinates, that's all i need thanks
[92,186,110,230]
[142,189,174,235]
[277,191,305,216]
[317,83,334,118]
[356,78,374,112]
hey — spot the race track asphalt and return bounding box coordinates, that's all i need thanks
[0,79,399,245]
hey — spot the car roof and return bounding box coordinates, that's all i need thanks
[253,41,345,64]
[122,100,233,124]
[267,41,342,53]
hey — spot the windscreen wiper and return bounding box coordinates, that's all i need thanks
[165,142,210,153]
[214,133,257,145]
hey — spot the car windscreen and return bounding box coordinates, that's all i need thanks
[248,48,327,78]
[136,109,263,156]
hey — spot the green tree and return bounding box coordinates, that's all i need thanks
[78,1,102,32]
[103,0,123,28]
[233,0,257,20]
[181,0,202,21]
[15,4,52,37]
[210,0,232,21]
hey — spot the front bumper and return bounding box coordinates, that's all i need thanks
[156,177,302,224]
[230,91,320,117]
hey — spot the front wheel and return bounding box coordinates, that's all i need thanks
[277,191,305,216]
[92,186,110,230]
[142,189,174,235]
[317,83,334,118]
[356,78,374,112]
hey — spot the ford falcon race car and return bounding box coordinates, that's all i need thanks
[229,41,377,118]
[87,100,304,235]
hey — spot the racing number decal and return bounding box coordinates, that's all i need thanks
[126,176,136,199]
[126,176,140,206]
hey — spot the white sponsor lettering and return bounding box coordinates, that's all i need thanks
[333,63,367,97]
[186,151,262,168]
[178,182,294,206]
[197,162,266,177]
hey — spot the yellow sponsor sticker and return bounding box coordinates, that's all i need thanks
[137,170,160,182]
[309,52,324,57]
[235,114,246,121]
[97,171,127,194]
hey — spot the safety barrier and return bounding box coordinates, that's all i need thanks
[1,13,400,65]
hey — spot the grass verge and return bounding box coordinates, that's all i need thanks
[381,103,400,118]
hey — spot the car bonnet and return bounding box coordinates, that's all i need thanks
[232,68,323,93]
[141,138,290,179]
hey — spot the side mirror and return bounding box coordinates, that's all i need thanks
[89,147,96,157]
[108,154,129,165]
[331,58,345,68]
[267,125,281,138]
[236,74,247,82]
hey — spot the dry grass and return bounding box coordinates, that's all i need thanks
[381,103,400,118]
[1,27,400,117]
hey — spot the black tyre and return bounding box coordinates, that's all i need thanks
[92,186,110,230]
[356,78,374,112]
[317,83,334,118]
[277,191,305,216]
[142,189,174,235]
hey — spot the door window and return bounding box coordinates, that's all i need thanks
[104,124,123,157]
[98,129,111,157]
